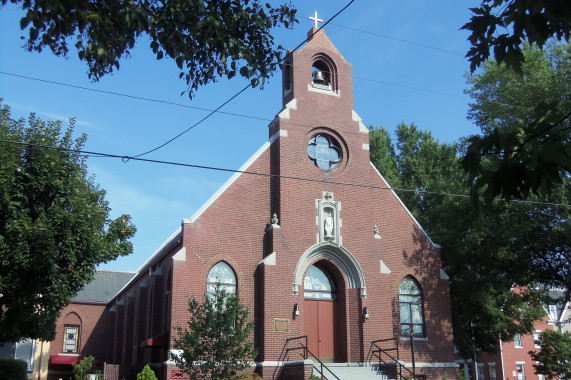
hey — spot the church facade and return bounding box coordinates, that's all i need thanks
[79,27,458,380]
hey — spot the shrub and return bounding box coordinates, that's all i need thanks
[72,355,96,380]
[0,357,27,380]
[137,365,158,380]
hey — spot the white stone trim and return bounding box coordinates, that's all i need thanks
[380,260,391,274]
[293,242,366,298]
[188,142,270,223]
[352,110,370,133]
[370,161,440,248]
[256,360,313,367]
[411,362,463,368]
[277,98,297,120]
[440,269,449,280]
[172,247,186,262]
[400,336,428,342]
[307,83,340,97]
[259,252,276,266]
[362,143,369,150]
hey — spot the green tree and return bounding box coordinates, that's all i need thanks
[0,0,297,98]
[172,286,257,380]
[462,0,571,202]
[369,122,568,358]
[0,102,136,341]
[462,43,571,203]
[137,364,158,380]
[463,0,570,74]
[530,330,571,379]
[72,355,96,380]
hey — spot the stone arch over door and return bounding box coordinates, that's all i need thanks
[293,242,366,297]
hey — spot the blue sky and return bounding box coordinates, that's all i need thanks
[0,0,481,272]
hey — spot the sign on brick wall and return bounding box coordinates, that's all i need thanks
[274,318,290,333]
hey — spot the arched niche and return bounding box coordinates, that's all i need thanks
[293,242,366,298]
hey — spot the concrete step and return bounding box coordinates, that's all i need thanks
[312,363,397,380]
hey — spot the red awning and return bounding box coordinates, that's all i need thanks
[50,355,82,365]
[140,332,169,348]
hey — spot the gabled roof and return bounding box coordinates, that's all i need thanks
[73,270,136,303]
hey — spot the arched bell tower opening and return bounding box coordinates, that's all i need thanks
[311,53,338,93]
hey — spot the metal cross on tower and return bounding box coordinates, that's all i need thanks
[308,11,323,28]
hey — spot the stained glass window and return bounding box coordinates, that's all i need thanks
[307,135,341,170]
[207,261,236,296]
[64,325,80,353]
[399,276,424,336]
[304,265,336,300]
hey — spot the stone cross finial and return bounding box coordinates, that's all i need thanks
[309,11,323,28]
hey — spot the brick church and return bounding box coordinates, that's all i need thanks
[45,26,459,380]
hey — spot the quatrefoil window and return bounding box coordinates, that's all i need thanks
[307,134,342,170]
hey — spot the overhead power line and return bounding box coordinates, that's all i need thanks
[0,69,532,134]
[329,23,465,56]
[130,0,356,158]
[1,139,569,209]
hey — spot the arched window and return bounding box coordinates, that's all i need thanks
[304,265,336,300]
[62,312,82,353]
[207,261,237,296]
[399,276,424,336]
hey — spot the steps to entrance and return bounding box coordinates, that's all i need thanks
[312,363,396,380]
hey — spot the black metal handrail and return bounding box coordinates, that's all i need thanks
[284,335,340,380]
[370,338,414,380]
[285,335,308,359]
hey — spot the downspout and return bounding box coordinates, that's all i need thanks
[499,336,505,380]
[36,340,43,380]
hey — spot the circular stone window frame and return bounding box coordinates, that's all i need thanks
[305,127,349,175]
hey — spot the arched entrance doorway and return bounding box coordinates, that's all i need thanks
[304,264,340,362]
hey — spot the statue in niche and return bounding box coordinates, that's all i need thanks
[271,213,279,226]
[324,211,334,237]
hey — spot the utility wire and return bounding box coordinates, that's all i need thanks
[1,139,569,208]
[0,69,533,132]
[0,72,269,122]
[131,0,356,158]
[329,23,465,56]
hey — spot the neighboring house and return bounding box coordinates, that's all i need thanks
[457,289,570,380]
[46,270,135,380]
[0,338,49,380]
[0,270,134,380]
[96,26,458,380]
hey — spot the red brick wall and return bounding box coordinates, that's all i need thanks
[52,302,108,360]
[97,27,458,380]
[500,316,554,380]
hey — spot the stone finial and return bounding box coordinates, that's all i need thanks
[374,224,381,239]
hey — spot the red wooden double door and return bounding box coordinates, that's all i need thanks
[304,299,335,362]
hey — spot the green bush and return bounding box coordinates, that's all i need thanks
[230,374,264,379]
[73,355,96,380]
[0,357,27,380]
[137,365,158,380]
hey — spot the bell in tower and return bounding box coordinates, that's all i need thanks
[312,69,328,86]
